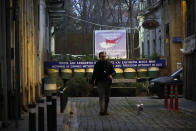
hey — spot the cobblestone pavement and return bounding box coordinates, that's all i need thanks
[65,97,196,131]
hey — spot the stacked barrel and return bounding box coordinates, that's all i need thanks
[148,67,160,78]
[61,69,72,79]
[46,67,160,79]
[86,68,94,78]
[73,69,86,77]
[44,77,57,96]
[137,68,148,77]
[114,68,124,79]
[124,68,137,79]
[48,68,59,77]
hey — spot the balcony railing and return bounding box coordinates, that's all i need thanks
[139,0,161,15]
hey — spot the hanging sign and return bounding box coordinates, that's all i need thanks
[142,19,160,29]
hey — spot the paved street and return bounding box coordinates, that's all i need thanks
[1,96,196,131]
[2,97,66,131]
[65,97,196,131]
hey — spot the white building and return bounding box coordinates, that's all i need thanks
[138,0,164,58]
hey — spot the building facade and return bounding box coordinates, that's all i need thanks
[138,0,164,58]
[182,0,196,100]
[0,0,49,126]
[138,0,186,75]
[162,0,185,74]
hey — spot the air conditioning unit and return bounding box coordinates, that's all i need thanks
[180,35,196,54]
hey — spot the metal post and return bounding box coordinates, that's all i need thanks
[169,85,174,111]
[164,85,168,108]
[1,0,9,128]
[93,30,95,60]
[13,0,20,128]
[38,98,45,131]
[175,85,179,112]
[47,96,53,131]
[51,93,57,131]
[126,29,129,59]
[59,88,64,113]
[63,88,67,111]
[154,28,157,54]
[28,104,36,131]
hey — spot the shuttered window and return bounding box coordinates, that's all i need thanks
[187,0,196,36]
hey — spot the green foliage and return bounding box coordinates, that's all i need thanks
[142,55,147,59]
[150,53,160,60]
[136,83,147,96]
[94,56,98,60]
[55,76,64,88]
[82,54,94,61]
[51,55,58,61]
[66,76,90,97]
[45,76,64,88]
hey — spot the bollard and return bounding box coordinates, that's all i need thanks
[38,98,45,131]
[52,93,57,131]
[169,85,174,111]
[47,96,53,131]
[60,87,67,113]
[63,88,66,111]
[28,104,36,131]
[60,88,64,113]
[164,85,168,109]
[175,85,179,112]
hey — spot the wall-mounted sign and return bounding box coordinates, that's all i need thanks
[142,19,160,29]
[94,30,127,59]
[180,35,196,54]
[172,37,182,43]
[48,60,166,69]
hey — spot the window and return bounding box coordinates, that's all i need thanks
[159,37,162,56]
[147,40,150,56]
[166,24,170,37]
[153,39,156,54]
[0,63,1,93]
[187,0,196,36]
[142,42,144,57]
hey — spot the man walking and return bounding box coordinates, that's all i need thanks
[90,52,116,115]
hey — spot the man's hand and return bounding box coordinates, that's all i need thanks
[89,84,94,90]
[109,75,113,80]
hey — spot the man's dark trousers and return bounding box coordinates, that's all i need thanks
[97,81,111,113]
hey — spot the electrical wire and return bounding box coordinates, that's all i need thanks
[67,15,138,30]
[63,5,138,30]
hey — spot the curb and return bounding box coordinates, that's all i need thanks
[179,107,196,116]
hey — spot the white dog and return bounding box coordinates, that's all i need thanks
[137,103,144,115]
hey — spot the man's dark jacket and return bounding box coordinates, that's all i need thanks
[90,60,116,85]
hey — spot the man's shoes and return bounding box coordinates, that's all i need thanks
[99,112,105,116]
[99,112,109,116]
[104,112,109,115]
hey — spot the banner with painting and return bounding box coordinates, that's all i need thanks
[94,30,127,59]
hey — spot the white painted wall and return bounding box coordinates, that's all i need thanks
[50,26,55,56]
[138,15,145,57]
[40,0,46,57]
[39,0,47,78]
[138,4,164,58]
